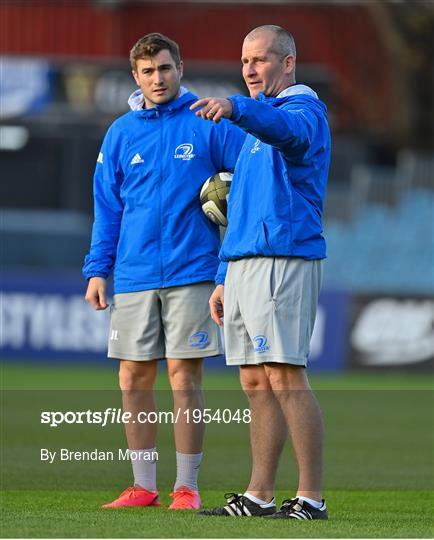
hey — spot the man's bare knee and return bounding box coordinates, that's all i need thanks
[264,363,311,392]
[119,359,157,391]
[167,359,202,391]
[240,365,271,399]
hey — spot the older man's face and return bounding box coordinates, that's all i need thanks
[241,32,295,98]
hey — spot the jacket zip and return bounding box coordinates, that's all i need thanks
[157,109,165,287]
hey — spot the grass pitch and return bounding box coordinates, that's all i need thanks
[2,489,433,538]
[1,362,433,538]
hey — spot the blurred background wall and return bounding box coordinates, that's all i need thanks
[1,0,433,371]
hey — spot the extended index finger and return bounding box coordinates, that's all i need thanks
[190,98,211,111]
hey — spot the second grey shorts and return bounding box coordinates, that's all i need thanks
[108,282,222,361]
[224,257,322,366]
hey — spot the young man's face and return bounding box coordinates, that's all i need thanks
[132,49,183,108]
[241,31,295,98]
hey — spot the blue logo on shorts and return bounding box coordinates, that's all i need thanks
[253,335,270,353]
[189,331,209,349]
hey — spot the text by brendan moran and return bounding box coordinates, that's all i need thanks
[40,448,159,464]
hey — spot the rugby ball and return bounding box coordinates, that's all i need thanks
[200,172,233,227]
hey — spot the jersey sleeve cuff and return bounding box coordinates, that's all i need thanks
[228,95,246,123]
[83,272,108,281]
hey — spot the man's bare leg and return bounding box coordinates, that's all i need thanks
[119,359,158,490]
[167,358,204,497]
[167,358,204,453]
[240,365,287,502]
[265,363,324,501]
[119,359,158,448]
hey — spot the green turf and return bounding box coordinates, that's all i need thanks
[1,490,433,538]
[1,362,433,537]
[2,362,433,390]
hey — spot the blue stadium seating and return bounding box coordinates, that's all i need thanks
[323,188,434,293]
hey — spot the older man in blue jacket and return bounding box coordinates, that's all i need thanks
[192,25,331,520]
[83,33,244,510]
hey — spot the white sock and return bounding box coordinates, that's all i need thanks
[174,452,202,491]
[244,492,275,507]
[130,448,157,491]
[297,496,325,509]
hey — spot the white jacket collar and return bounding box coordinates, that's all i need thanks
[277,84,318,99]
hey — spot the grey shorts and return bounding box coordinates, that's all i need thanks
[108,282,222,361]
[224,257,322,366]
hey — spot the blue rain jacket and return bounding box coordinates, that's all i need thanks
[83,90,245,293]
[216,85,331,284]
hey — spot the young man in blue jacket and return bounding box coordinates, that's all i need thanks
[192,25,331,519]
[83,33,244,509]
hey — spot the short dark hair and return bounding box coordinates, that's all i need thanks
[130,33,181,70]
[245,25,296,59]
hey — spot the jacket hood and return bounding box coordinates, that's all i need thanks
[258,84,327,114]
[277,84,318,99]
